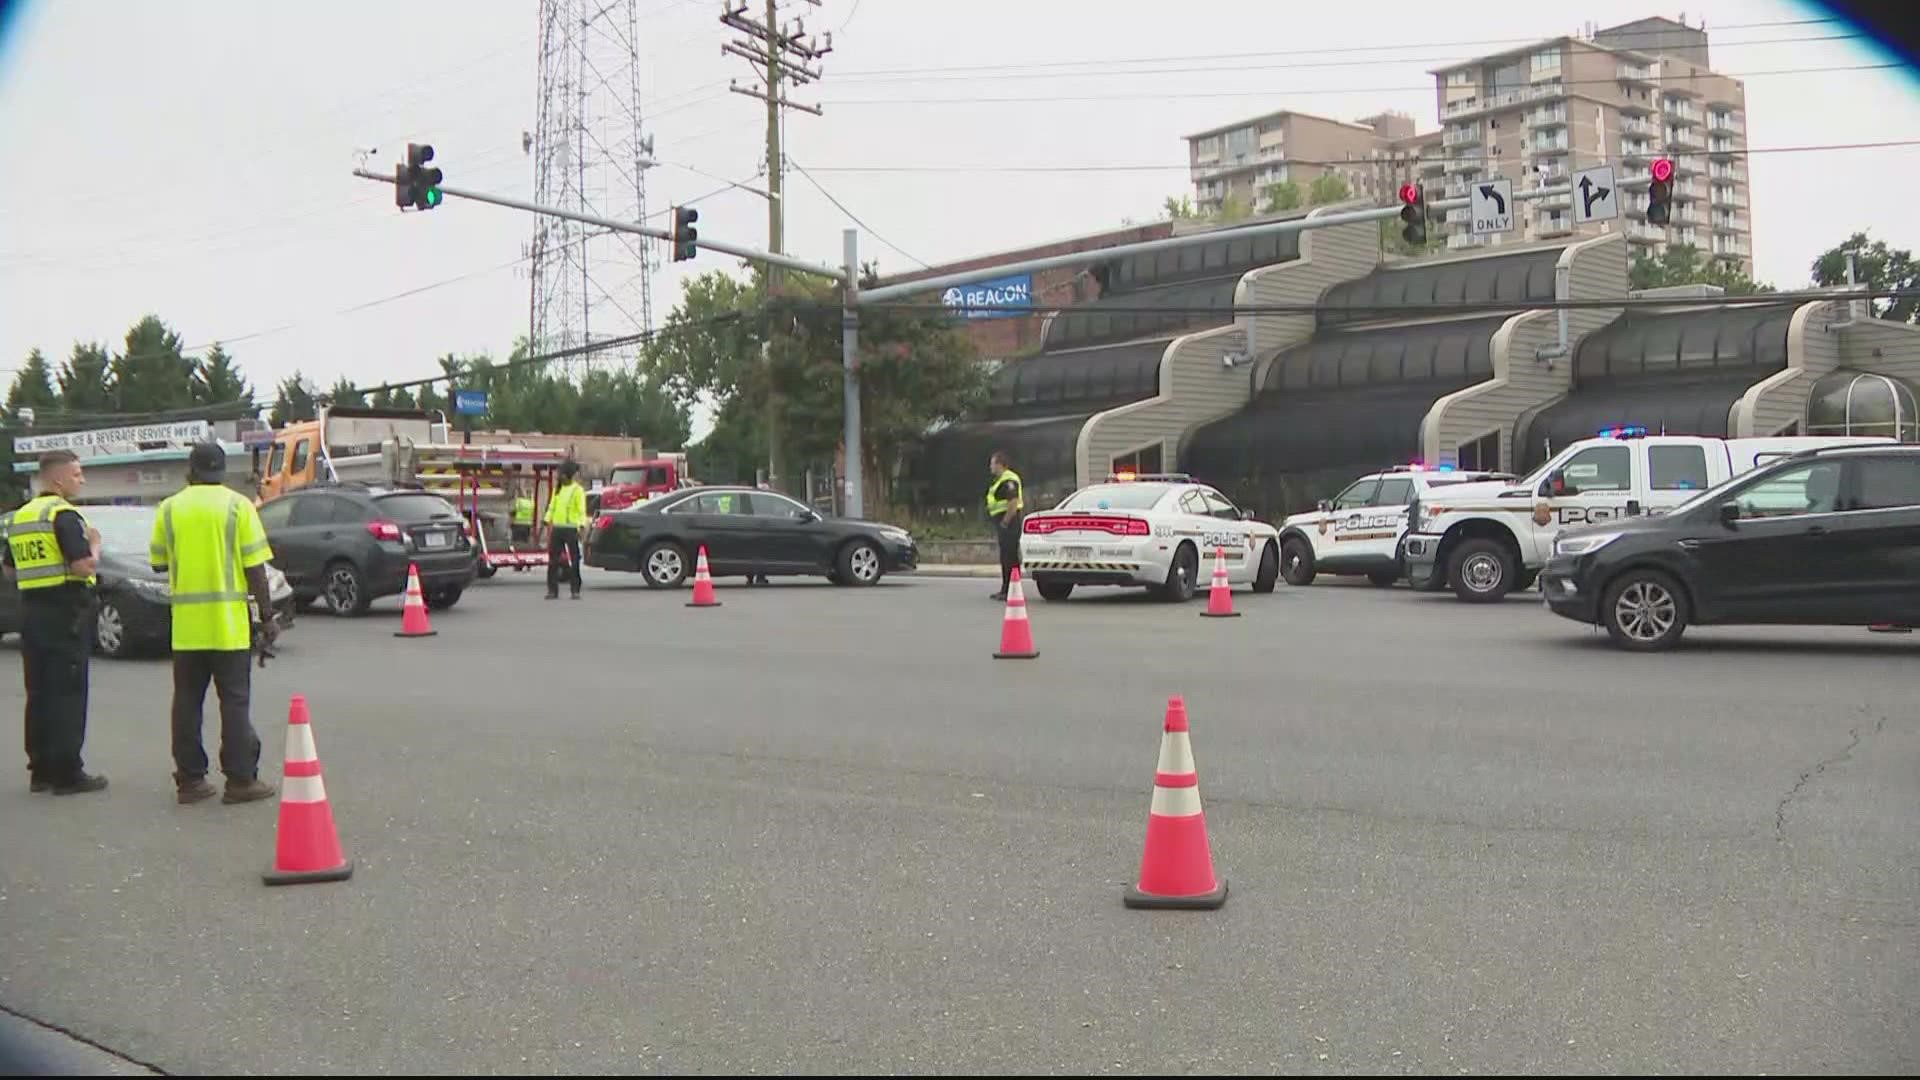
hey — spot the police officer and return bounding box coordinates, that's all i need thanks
[510,482,535,545]
[986,450,1024,601]
[4,450,107,795]
[150,443,278,805]
[545,461,587,599]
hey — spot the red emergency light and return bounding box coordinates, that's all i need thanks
[1649,157,1675,183]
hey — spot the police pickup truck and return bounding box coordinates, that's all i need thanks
[1275,464,1511,587]
[1401,428,1894,603]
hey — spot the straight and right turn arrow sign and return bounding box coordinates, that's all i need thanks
[1572,165,1619,223]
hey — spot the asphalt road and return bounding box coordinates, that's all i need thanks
[1,568,1915,1075]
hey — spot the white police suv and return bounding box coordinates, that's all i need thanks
[1275,464,1512,588]
[1018,473,1280,602]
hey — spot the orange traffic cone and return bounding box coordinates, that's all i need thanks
[394,563,436,638]
[264,695,353,886]
[992,567,1038,659]
[1124,695,1226,910]
[1199,546,1239,618]
[686,545,721,608]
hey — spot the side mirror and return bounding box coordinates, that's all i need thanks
[1239,509,1255,521]
[793,507,819,523]
[1316,499,1333,513]
[1718,501,1740,526]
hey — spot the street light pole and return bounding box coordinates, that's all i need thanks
[841,228,862,519]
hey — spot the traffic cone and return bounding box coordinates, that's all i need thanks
[1199,546,1239,618]
[992,567,1038,659]
[1124,696,1226,910]
[686,545,721,608]
[394,563,436,638]
[264,695,353,886]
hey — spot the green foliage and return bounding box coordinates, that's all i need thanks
[1260,180,1302,214]
[1810,231,1917,323]
[195,343,251,406]
[1379,218,1441,259]
[1308,172,1351,205]
[1629,243,1772,295]
[269,372,317,426]
[1216,193,1251,222]
[108,315,197,413]
[327,377,367,407]
[57,342,112,413]
[1162,194,1197,220]
[6,348,59,415]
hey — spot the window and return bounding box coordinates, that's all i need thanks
[1447,70,1473,87]
[289,439,311,476]
[1226,128,1254,158]
[1200,489,1240,521]
[287,495,344,527]
[1179,490,1207,517]
[1530,49,1560,75]
[1456,431,1501,472]
[1374,477,1415,506]
[1850,458,1920,510]
[1058,483,1172,511]
[1732,460,1844,518]
[256,498,296,530]
[372,494,455,523]
[266,442,286,479]
[747,492,810,517]
[1111,444,1162,477]
[1648,445,1710,491]
[1333,478,1381,509]
[1557,445,1631,494]
[673,492,752,515]
[1194,136,1220,159]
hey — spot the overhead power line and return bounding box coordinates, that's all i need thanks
[786,159,929,269]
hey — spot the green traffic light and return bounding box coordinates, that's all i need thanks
[425,188,442,208]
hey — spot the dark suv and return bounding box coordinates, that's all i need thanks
[258,485,477,616]
[1541,445,1920,650]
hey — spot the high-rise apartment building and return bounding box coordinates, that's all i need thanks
[1427,16,1751,270]
[1184,110,1417,217]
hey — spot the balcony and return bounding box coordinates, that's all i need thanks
[1709,165,1747,183]
[1534,214,1574,236]
[1620,140,1653,161]
[1619,167,1652,186]
[1528,186,1571,209]
[1624,195,1648,217]
[1421,158,1447,175]
[1441,81,1564,119]
[1707,138,1741,156]
[1620,116,1657,137]
[1713,214,1750,233]
[1447,232,1490,250]
[1707,112,1744,135]
[1444,125,1481,147]
[1446,206,1472,224]
[1443,180,1475,198]
[1445,157,1484,176]
[1618,96,1656,116]
[1526,104,1567,127]
[1670,154,1705,175]
[1665,128,1703,151]
[1713,239,1752,258]
[1258,144,1287,161]
[1673,206,1703,226]
[1665,102,1701,125]
[1711,187,1746,207]
[1627,222,1667,243]
[1258,128,1285,151]
[1618,63,1657,84]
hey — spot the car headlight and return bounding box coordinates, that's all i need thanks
[1554,532,1622,558]
[129,578,171,600]
[878,527,911,543]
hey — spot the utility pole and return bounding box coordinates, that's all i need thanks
[721,0,831,493]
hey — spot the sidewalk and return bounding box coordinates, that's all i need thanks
[906,564,1000,579]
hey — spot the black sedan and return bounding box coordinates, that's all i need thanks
[0,504,296,659]
[586,486,917,587]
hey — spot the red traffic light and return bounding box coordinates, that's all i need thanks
[1650,157,1674,183]
[1398,183,1423,205]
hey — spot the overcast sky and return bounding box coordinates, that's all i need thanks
[2,0,1915,438]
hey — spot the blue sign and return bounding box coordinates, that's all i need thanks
[941,273,1032,320]
[454,389,489,417]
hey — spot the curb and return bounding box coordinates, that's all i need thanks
[906,564,1001,579]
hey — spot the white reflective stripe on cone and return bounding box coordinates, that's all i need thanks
[282,774,328,805]
[1004,605,1028,622]
[1149,783,1203,817]
[284,724,317,764]
[1155,731,1195,776]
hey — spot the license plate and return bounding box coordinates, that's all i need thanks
[420,531,450,549]
[1062,545,1093,559]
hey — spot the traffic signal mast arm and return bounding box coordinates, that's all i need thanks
[351,168,841,281]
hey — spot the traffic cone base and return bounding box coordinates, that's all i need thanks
[686,546,722,607]
[1199,546,1239,618]
[992,568,1038,659]
[395,563,437,637]
[1125,696,1226,910]
[263,696,353,887]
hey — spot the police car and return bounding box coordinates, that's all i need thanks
[1275,464,1512,588]
[1018,473,1280,602]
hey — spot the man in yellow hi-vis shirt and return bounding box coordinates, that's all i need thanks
[149,443,279,805]
[544,460,588,600]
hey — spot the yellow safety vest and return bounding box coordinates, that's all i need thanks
[5,494,95,591]
[545,482,588,528]
[985,469,1022,517]
[149,484,274,652]
[512,497,534,525]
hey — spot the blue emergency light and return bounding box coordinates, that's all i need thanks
[1598,425,1648,439]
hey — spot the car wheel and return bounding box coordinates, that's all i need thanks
[1513,569,1540,592]
[1367,570,1399,587]
[1035,578,1074,601]
[641,542,689,589]
[94,598,132,659]
[1601,569,1689,652]
[1252,542,1280,594]
[1155,543,1199,602]
[294,594,320,612]
[1280,538,1315,586]
[1448,539,1515,604]
[323,560,371,616]
[837,540,884,586]
[426,586,462,611]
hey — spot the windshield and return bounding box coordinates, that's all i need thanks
[1055,483,1171,511]
[373,493,460,523]
[82,508,158,556]
[610,466,665,486]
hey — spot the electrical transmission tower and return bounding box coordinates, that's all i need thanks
[529,0,656,375]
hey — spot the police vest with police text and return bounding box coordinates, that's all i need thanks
[6,494,95,591]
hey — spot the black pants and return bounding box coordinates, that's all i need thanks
[996,520,1021,595]
[21,597,91,783]
[171,650,261,781]
[548,527,582,595]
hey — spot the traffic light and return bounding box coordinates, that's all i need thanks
[397,143,443,211]
[1398,182,1427,246]
[1646,157,1674,226]
[672,206,699,262]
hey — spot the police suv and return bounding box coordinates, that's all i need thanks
[1275,464,1511,588]
[1019,473,1280,602]
[1401,428,1894,603]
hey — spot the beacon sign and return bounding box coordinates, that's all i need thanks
[940,273,1033,320]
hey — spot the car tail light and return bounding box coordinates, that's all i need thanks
[1023,514,1150,537]
[593,515,614,532]
[367,520,403,542]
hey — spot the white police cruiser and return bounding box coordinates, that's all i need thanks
[1019,472,1280,602]
[1275,464,1512,588]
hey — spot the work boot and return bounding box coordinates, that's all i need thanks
[222,777,277,804]
[175,774,217,805]
[544,591,558,601]
[51,772,109,796]
[570,591,581,600]
[29,775,50,794]
[989,591,1007,601]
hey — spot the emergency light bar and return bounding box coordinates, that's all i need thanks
[1598,425,1649,439]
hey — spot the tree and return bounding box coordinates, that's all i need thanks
[327,376,366,408]
[1811,231,1918,323]
[1162,195,1197,220]
[1379,218,1440,259]
[1216,193,1251,222]
[195,343,252,406]
[269,371,317,426]
[1630,243,1772,295]
[371,385,418,410]
[1308,172,1352,206]
[108,315,198,413]
[6,348,60,417]
[1260,180,1302,214]
[57,342,112,414]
